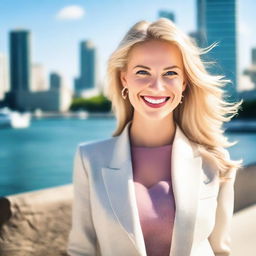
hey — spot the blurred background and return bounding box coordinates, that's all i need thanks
[0,0,255,196]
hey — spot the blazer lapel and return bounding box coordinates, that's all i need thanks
[102,120,147,256]
[102,120,203,256]
[169,126,203,256]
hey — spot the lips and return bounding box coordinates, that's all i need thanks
[140,95,170,108]
[140,95,170,103]
[141,95,169,100]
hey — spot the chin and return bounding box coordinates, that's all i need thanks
[141,110,173,121]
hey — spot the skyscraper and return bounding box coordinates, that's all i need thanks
[252,48,256,65]
[4,29,71,111]
[50,72,62,90]
[243,48,256,90]
[197,0,238,101]
[0,53,9,100]
[31,63,47,91]
[9,29,31,92]
[75,40,96,95]
[158,10,175,22]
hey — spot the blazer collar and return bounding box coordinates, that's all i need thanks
[109,120,200,169]
[102,120,203,256]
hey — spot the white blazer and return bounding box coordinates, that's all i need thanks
[67,120,236,256]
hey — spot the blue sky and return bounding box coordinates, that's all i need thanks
[0,0,255,91]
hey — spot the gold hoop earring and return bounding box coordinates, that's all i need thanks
[121,87,128,100]
[180,94,184,104]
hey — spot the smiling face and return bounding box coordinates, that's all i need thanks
[120,39,187,121]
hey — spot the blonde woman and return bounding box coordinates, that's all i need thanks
[67,18,243,256]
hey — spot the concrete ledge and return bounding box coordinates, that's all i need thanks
[234,163,256,212]
[231,204,256,256]
[0,164,255,255]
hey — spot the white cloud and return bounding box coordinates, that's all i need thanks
[56,5,85,20]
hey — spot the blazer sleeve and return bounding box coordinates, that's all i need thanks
[208,150,237,256]
[67,146,98,256]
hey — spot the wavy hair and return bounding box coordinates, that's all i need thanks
[105,18,243,181]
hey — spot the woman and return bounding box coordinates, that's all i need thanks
[67,18,243,256]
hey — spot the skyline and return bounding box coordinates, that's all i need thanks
[0,0,256,91]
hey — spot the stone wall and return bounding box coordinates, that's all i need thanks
[0,185,73,256]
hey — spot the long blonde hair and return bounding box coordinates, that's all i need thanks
[105,18,243,181]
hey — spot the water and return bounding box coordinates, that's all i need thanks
[0,117,255,197]
[0,117,117,197]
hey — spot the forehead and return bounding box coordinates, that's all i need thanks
[127,40,183,68]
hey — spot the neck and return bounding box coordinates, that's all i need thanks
[129,112,176,147]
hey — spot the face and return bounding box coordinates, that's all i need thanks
[120,39,187,121]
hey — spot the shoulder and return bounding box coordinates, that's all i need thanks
[76,136,117,163]
[78,136,117,152]
[214,147,238,183]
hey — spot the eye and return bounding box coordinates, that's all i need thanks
[136,70,149,75]
[164,71,178,76]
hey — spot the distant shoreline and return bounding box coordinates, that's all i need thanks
[31,111,115,119]
[31,112,256,132]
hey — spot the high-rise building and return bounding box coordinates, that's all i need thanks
[158,10,175,22]
[31,63,47,91]
[252,48,256,65]
[243,47,256,90]
[189,31,201,47]
[50,72,62,90]
[0,53,9,100]
[11,88,72,112]
[197,0,238,101]
[197,0,207,47]
[75,40,96,96]
[5,29,71,111]
[9,29,31,92]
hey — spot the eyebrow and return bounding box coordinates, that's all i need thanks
[133,65,181,70]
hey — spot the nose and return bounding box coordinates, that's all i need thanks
[149,78,166,92]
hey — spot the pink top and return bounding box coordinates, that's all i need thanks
[131,143,175,256]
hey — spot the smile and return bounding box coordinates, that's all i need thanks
[140,95,170,108]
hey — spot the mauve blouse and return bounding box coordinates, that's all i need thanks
[131,143,176,256]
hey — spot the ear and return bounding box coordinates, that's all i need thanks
[120,70,127,87]
[182,80,187,92]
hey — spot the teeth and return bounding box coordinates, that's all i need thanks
[143,96,168,104]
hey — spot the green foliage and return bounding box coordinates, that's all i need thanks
[70,94,112,112]
[70,95,256,117]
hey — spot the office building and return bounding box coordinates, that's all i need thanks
[9,29,31,92]
[75,40,96,96]
[50,72,62,90]
[189,31,201,47]
[11,88,72,112]
[0,53,9,100]
[5,29,71,111]
[31,63,47,91]
[197,0,238,101]
[252,48,256,65]
[158,10,175,22]
[243,47,256,90]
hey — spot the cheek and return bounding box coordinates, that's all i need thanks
[127,77,151,88]
[164,78,183,92]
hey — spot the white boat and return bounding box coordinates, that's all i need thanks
[10,111,31,128]
[34,108,43,118]
[77,110,89,119]
[0,107,31,129]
